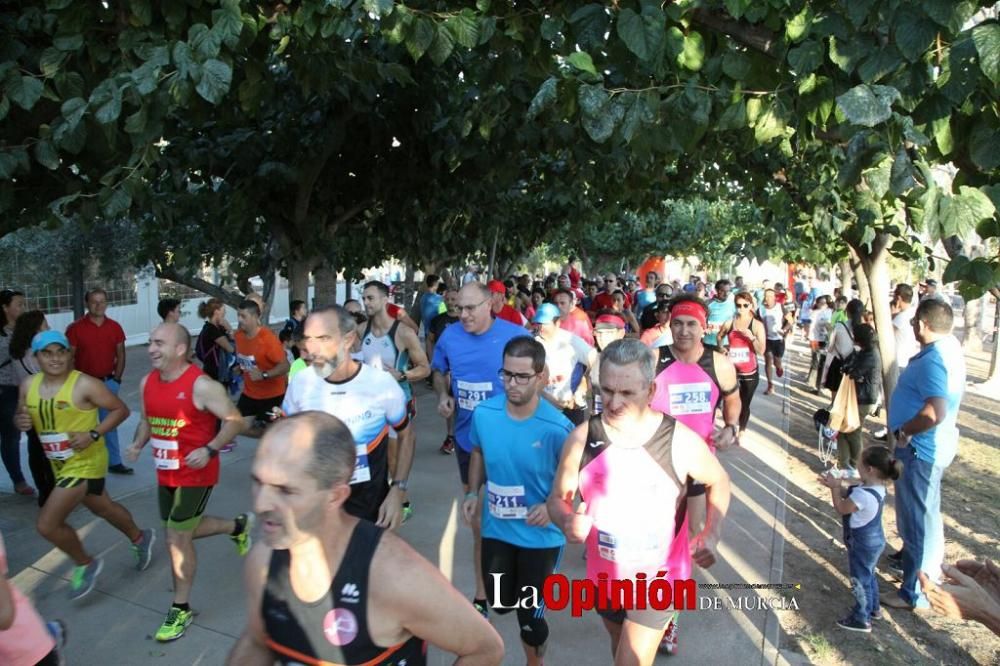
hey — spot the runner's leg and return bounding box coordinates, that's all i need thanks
[36,483,91,564]
[82,488,142,542]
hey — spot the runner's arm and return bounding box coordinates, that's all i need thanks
[398,326,430,382]
[547,423,587,539]
[127,376,151,457]
[14,378,33,432]
[751,320,767,354]
[80,374,130,435]
[396,308,419,334]
[114,341,126,382]
[674,423,731,564]
[715,354,741,430]
[214,334,235,354]
[194,375,246,449]
[373,535,504,665]
[226,544,274,666]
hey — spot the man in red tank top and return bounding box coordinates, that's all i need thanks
[125,323,254,643]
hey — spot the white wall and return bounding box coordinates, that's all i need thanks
[46,273,359,346]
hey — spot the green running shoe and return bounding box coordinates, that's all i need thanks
[155,606,195,642]
[231,512,255,556]
[68,558,103,601]
[402,502,413,524]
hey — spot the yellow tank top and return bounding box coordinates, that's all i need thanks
[27,370,108,479]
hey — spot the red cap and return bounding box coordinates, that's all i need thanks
[487,280,506,294]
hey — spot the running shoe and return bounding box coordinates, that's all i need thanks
[14,482,36,496]
[658,617,678,654]
[155,606,195,642]
[220,442,237,453]
[776,366,784,378]
[836,616,871,633]
[472,598,489,618]
[887,550,903,564]
[886,562,904,580]
[402,502,413,524]
[440,436,455,455]
[131,528,156,571]
[870,609,883,621]
[46,620,67,666]
[231,512,255,556]
[68,558,103,601]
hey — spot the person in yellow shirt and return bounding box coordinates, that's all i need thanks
[15,331,155,601]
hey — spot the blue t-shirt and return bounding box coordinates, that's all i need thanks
[420,293,444,334]
[888,336,965,466]
[431,319,530,451]
[470,395,571,548]
[704,297,736,347]
[635,289,657,311]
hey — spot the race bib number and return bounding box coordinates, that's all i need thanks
[597,529,662,563]
[40,433,74,461]
[487,481,527,519]
[237,353,258,371]
[456,380,492,412]
[668,382,712,415]
[349,444,371,485]
[729,347,751,364]
[151,438,181,470]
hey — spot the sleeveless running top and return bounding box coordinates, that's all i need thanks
[579,415,689,584]
[650,346,732,449]
[727,322,759,375]
[362,320,412,401]
[263,520,427,666]
[26,371,107,479]
[143,364,220,487]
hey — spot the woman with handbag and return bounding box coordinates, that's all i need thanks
[837,324,882,477]
[822,299,864,392]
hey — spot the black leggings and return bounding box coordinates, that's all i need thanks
[737,372,760,431]
[27,430,55,507]
[482,538,562,639]
[0,384,25,486]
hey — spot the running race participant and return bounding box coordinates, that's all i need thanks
[427,289,460,454]
[639,301,672,348]
[16,331,154,600]
[282,306,413,530]
[0,528,64,666]
[228,412,504,666]
[589,311,627,415]
[703,279,735,348]
[532,303,597,426]
[234,300,289,436]
[552,288,594,347]
[432,282,529,615]
[488,280,527,326]
[362,281,430,520]
[639,284,674,330]
[760,289,794,395]
[548,339,730,664]
[462,338,572,666]
[126,323,254,642]
[718,292,767,436]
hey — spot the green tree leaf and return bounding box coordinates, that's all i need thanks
[189,24,222,59]
[33,139,59,170]
[787,40,823,75]
[753,104,786,144]
[405,17,436,61]
[364,0,394,18]
[99,186,132,217]
[39,47,66,78]
[569,4,610,51]
[427,25,454,66]
[722,51,751,80]
[678,32,705,71]
[445,13,479,49]
[527,77,558,120]
[6,74,44,111]
[195,59,232,104]
[53,34,84,51]
[786,7,812,43]
[938,186,997,239]
[617,8,662,62]
[857,46,902,83]
[89,79,122,124]
[863,153,893,199]
[972,23,1000,87]
[567,51,598,76]
[829,36,866,74]
[578,83,621,143]
[969,118,1000,172]
[0,152,19,179]
[923,0,977,33]
[836,84,900,126]
[60,97,87,129]
[942,254,969,283]
[894,13,937,63]
[890,147,918,195]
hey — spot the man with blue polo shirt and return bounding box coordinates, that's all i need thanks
[433,281,529,616]
[462,337,571,666]
[883,299,966,611]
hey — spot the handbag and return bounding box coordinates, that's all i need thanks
[828,376,861,433]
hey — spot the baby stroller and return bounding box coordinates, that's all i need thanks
[813,408,838,466]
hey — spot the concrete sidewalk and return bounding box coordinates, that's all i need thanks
[0,345,796,665]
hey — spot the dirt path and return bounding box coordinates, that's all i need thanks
[773,339,1000,665]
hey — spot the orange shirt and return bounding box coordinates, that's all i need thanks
[235,328,288,400]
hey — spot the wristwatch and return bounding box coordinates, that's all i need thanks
[89,430,100,441]
[262,371,270,379]
[205,446,219,458]
[391,479,409,491]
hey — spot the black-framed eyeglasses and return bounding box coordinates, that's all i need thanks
[657,292,671,298]
[737,303,752,309]
[498,369,538,385]
[456,298,489,314]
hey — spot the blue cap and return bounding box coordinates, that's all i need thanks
[532,303,560,324]
[31,330,70,353]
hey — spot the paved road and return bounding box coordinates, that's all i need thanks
[0,343,796,665]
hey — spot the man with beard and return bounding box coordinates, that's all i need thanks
[228,412,504,665]
[280,306,414,530]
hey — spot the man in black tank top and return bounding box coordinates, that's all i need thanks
[228,412,504,666]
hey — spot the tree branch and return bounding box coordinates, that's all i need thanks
[690,9,782,58]
[154,264,245,308]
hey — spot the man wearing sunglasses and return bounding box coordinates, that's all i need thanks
[432,281,531,616]
[461,337,573,666]
[640,285,675,330]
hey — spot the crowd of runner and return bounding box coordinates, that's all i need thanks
[0,262,989,664]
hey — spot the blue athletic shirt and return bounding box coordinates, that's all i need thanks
[431,319,529,451]
[704,297,736,347]
[470,395,571,549]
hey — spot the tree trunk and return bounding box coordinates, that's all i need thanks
[855,235,897,422]
[838,258,852,299]
[287,259,311,310]
[962,296,983,349]
[402,261,416,311]
[155,265,244,308]
[848,247,872,308]
[314,263,338,307]
[487,226,500,280]
[260,267,277,324]
[988,297,1000,380]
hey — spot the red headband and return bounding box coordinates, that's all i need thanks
[595,313,626,329]
[670,301,707,328]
